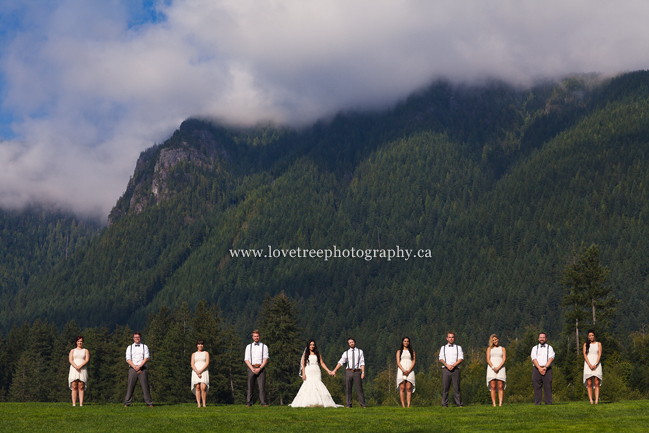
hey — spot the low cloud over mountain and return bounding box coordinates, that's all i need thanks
[1,0,648,219]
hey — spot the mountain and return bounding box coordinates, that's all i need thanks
[0,208,100,313]
[2,71,649,369]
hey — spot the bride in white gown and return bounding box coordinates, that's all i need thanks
[289,340,342,408]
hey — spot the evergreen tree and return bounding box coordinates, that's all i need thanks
[10,351,38,402]
[221,323,247,404]
[259,292,303,405]
[561,244,618,354]
[109,325,134,403]
[561,249,590,355]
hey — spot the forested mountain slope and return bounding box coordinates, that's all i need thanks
[0,209,100,313]
[2,71,649,369]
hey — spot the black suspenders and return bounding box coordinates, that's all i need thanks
[250,343,265,364]
[443,345,458,364]
[130,344,146,366]
[536,344,549,365]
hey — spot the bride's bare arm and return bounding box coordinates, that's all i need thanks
[319,357,331,373]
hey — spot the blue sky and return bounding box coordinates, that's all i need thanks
[1,0,648,220]
[0,1,166,140]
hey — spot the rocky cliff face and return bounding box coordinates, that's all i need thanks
[107,126,229,226]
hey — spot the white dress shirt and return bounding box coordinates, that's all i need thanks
[126,343,149,367]
[244,342,269,365]
[439,344,464,368]
[531,344,555,367]
[338,347,365,369]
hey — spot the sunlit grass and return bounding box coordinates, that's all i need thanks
[1,400,648,432]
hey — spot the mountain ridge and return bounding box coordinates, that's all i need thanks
[2,71,649,369]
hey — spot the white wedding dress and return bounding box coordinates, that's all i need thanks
[289,354,342,408]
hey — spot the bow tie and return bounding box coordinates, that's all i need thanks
[254,343,259,346]
[135,344,140,347]
[540,344,545,348]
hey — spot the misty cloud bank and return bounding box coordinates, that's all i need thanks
[1,0,648,220]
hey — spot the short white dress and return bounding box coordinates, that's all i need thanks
[191,351,210,394]
[486,346,506,389]
[583,343,603,387]
[396,350,416,393]
[68,348,88,389]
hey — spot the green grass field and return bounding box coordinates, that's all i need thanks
[2,401,648,432]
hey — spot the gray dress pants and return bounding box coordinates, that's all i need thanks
[532,366,553,405]
[345,370,366,407]
[247,368,267,405]
[124,367,153,406]
[441,367,462,407]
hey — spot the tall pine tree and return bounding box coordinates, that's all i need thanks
[259,292,303,405]
[561,244,618,354]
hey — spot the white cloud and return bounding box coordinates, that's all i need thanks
[1,0,649,220]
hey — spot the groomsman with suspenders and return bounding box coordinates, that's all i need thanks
[531,332,555,405]
[331,338,366,408]
[439,332,464,407]
[244,329,269,407]
[124,332,153,407]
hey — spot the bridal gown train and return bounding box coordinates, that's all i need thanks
[289,355,342,408]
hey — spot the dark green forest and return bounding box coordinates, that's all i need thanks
[2,296,649,405]
[1,71,649,403]
[0,208,100,310]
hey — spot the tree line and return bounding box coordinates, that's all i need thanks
[2,281,649,405]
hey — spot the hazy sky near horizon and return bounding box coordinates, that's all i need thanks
[1,0,648,220]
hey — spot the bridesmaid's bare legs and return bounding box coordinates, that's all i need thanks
[399,382,406,408]
[586,378,594,404]
[195,384,201,407]
[71,381,78,406]
[490,380,497,407]
[78,382,85,406]
[200,383,207,407]
[406,382,412,408]
[594,379,600,404]
[497,381,504,406]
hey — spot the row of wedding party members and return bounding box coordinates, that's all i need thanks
[66,330,604,408]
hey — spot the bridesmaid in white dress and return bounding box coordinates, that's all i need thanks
[191,340,210,407]
[396,337,416,408]
[68,336,89,406]
[289,340,341,408]
[583,330,602,404]
[486,334,506,407]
